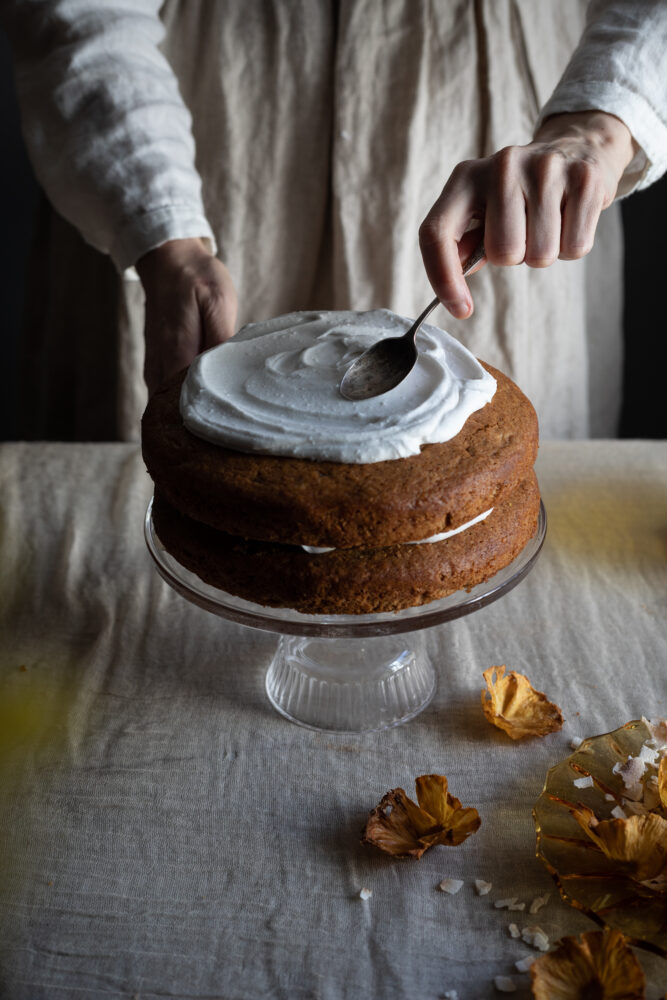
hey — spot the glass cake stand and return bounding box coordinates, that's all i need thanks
[144,499,546,734]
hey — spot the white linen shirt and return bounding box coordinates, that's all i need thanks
[5,0,667,272]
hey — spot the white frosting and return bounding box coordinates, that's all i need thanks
[301,507,493,553]
[180,309,496,463]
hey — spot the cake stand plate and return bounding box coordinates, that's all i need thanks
[145,500,546,733]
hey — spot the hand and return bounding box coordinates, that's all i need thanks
[136,238,238,395]
[419,111,637,319]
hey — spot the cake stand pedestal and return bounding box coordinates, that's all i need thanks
[145,501,546,734]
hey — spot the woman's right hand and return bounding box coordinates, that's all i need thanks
[419,110,637,320]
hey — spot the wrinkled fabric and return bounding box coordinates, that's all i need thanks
[538,0,667,194]
[0,441,666,998]
[6,2,667,439]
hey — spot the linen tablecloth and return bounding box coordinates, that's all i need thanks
[0,440,666,999]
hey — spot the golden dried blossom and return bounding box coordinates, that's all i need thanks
[361,774,480,858]
[658,757,667,811]
[481,666,563,740]
[530,928,645,999]
[571,804,667,886]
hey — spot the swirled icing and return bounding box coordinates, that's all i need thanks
[180,309,496,463]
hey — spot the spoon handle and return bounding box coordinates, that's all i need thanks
[413,244,486,336]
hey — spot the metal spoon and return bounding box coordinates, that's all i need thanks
[339,244,486,401]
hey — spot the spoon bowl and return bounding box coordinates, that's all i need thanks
[339,245,485,401]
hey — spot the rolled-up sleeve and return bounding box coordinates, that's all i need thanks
[3,0,216,270]
[535,0,667,196]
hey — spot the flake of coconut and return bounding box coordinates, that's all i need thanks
[442,991,458,999]
[515,955,536,972]
[474,878,492,895]
[638,743,659,765]
[573,775,594,789]
[359,887,372,900]
[612,757,645,800]
[529,893,550,915]
[645,717,667,745]
[522,926,550,951]
[604,793,616,801]
[507,902,526,912]
[494,897,519,909]
[569,736,583,750]
[508,923,521,939]
[439,878,464,895]
[611,805,627,820]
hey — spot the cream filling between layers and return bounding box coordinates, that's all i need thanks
[180,309,496,463]
[301,507,494,554]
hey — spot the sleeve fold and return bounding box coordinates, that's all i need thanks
[3,0,216,270]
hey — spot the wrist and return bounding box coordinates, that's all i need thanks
[136,237,213,286]
[534,110,637,174]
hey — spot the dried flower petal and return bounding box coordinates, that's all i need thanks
[530,928,645,999]
[481,666,563,740]
[414,775,480,845]
[361,774,480,859]
[570,804,667,885]
[659,757,667,811]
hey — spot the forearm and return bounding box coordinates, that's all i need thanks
[3,0,214,270]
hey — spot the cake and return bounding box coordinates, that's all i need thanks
[142,309,540,614]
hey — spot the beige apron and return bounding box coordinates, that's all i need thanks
[21,0,622,442]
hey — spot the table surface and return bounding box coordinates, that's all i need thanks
[0,440,666,1000]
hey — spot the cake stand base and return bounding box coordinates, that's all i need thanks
[264,635,436,733]
[145,498,546,734]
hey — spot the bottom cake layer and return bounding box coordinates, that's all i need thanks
[152,473,541,615]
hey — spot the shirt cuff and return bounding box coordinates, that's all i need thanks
[110,204,218,273]
[535,81,667,197]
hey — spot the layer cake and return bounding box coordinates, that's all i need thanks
[142,309,540,614]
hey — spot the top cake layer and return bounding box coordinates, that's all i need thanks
[180,309,497,463]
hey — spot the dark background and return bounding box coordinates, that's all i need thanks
[1,28,665,442]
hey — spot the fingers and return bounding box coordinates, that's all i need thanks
[484,147,526,267]
[558,161,605,261]
[419,163,481,318]
[422,120,626,305]
[143,299,201,396]
[198,262,238,350]
[139,240,239,395]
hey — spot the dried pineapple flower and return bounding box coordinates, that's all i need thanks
[481,666,563,740]
[570,804,667,886]
[659,757,667,811]
[530,928,645,999]
[361,774,480,859]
